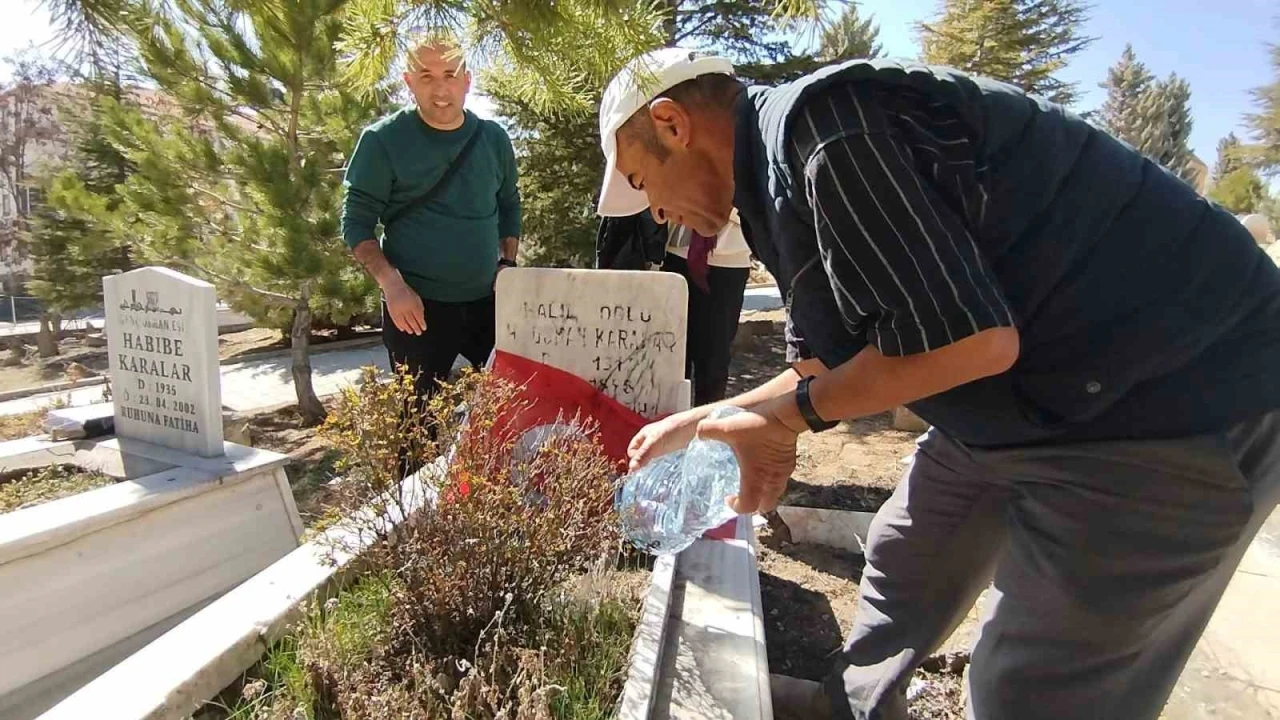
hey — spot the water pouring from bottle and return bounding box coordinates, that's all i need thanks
[615,406,744,555]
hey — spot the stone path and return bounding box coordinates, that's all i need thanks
[0,291,787,419]
[0,344,400,417]
[742,285,783,312]
[1162,508,1280,718]
[935,508,1280,718]
[0,305,253,338]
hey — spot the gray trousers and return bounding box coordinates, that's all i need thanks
[825,411,1280,720]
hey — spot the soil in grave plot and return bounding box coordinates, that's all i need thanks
[0,336,113,394]
[217,326,381,362]
[243,402,342,530]
[0,326,379,396]
[729,326,963,717]
[757,525,967,719]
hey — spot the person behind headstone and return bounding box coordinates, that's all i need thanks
[341,30,521,401]
[595,49,1280,720]
[663,212,751,405]
[594,210,668,270]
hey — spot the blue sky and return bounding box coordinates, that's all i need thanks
[851,0,1276,164]
[4,0,1275,164]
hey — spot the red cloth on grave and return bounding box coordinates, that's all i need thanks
[489,350,655,469]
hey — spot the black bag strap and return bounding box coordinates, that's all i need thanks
[383,120,486,226]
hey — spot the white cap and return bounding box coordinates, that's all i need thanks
[597,48,734,217]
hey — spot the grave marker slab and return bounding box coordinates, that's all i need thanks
[495,268,688,418]
[102,267,223,457]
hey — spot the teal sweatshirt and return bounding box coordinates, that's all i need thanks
[341,108,521,302]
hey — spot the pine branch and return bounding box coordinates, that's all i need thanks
[189,184,255,214]
[178,258,296,307]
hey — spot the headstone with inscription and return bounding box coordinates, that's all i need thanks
[102,267,224,457]
[495,268,688,418]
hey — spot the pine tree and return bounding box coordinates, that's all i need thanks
[1091,45,1199,184]
[1245,42,1280,175]
[25,54,138,321]
[818,3,884,61]
[86,0,394,424]
[918,0,1094,105]
[1096,44,1153,141]
[739,2,884,83]
[1208,167,1267,214]
[1135,74,1196,183]
[1214,132,1244,180]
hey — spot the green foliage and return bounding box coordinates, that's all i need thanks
[0,464,115,514]
[918,0,1094,105]
[1134,73,1197,183]
[1215,132,1244,181]
[1245,42,1280,176]
[1094,45,1198,184]
[111,0,390,324]
[818,3,884,61]
[340,0,669,115]
[488,101,603,268]
[543,595,639,720]
[25,62,139,314]
[51,0,401,419]
[1096,44,1153,142]
[26,171,131,313]
[1209,167,1268,215]
[486,0,836,266]
[738,2,884,84]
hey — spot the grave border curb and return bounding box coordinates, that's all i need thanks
[37,464,442,720]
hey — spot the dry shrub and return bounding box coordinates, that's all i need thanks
[301,366,627,718]
[0,464,116,513]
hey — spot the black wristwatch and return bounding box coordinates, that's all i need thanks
[498,258,518,268]
[795,375,839,433]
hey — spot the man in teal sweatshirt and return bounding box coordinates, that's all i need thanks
[342,33,521,399]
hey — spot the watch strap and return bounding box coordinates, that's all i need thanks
[796,375,838,432]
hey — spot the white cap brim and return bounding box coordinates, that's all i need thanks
[597,134,650,217]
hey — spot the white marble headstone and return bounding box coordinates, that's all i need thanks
[495,268,688,418]
[102,267,224,457]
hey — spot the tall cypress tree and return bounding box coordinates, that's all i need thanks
[1093,46,1199,185]
[918,0,1094,105]
[1135,73,1197,183]
[1096,44,1154,142]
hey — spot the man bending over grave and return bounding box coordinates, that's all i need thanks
[596,49,1280,720]
[342,31,521,400]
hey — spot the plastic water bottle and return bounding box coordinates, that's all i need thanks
[615,406,744,555]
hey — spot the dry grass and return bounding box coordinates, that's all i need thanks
[0,410,45,442]
[0,464,115,513]
[197,368,641,720]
